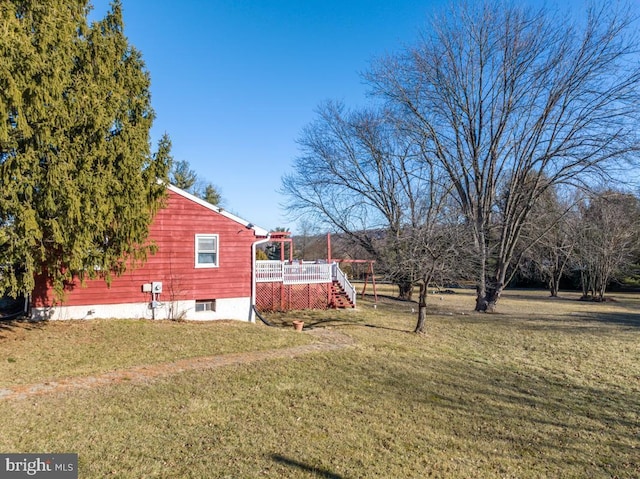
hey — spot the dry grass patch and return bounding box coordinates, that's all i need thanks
[0,319,313,387]
[0,289,639,477]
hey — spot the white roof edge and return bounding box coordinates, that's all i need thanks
[165,183,270,237]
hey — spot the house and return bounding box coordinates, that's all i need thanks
[30,185,269,321]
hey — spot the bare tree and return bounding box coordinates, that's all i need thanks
[388,212,471,333]
[368,1,640,311]
[282,101,469,332]
[573,190,640,301]
[521,213,577,298]
[283,102,436,300]
[511,182,578,297]
[292,219,340,261]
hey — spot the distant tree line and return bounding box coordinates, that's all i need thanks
[282,0,640,332]
[516,189,640,301]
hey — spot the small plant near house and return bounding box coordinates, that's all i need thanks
[165,264,190,321]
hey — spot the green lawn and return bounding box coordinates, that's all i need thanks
[1,289,638,478]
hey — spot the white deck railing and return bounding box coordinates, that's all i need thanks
[256,260,356,306]
[332,263,356,307]
[256,260,332,284]
[254,260,284,282]
[284,263,333,284]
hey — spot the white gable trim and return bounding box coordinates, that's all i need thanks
[166,183,269,237]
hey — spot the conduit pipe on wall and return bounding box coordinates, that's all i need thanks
[250,233,271,322]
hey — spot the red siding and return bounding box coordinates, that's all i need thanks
[35,190,260,307]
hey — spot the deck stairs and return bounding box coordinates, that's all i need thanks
[330,280,355,309]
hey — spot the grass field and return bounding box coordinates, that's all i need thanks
[1,288,638,478]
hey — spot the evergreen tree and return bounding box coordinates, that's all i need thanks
[0,0,170,299]
[170,160,222,206]
[201,183,221,206]
[170,160,197,191]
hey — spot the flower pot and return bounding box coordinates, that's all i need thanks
[292,320,304,332]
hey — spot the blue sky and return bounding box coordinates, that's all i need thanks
[88,0,443,233]
[89,1,591,234]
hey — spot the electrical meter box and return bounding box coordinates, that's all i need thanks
[151,281,163,293]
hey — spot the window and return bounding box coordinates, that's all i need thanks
[195,234,218,267]
[195,299,216,312]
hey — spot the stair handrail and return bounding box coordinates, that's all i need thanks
[332,262,356,307]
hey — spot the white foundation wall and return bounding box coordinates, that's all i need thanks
[31,297,254,322]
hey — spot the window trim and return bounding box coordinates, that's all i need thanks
[195,234,219,268]
[195,299,216,312]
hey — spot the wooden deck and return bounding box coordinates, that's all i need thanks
[255,261,356,311]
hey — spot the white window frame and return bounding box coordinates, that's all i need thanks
[195,234,219,268]
[195,299,216,312]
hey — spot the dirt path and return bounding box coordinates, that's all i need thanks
[0,328,355,401]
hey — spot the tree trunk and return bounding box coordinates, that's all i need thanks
[476,282,504,312]
[549,256,569,298]
[597,278,607,302]
[474,267,488,311]
[484,285,503,312]
[476,256,507,312]
[414,282,428,334]
[580,270,589,298]
[548,276,559,297]
[398,281,413,301]
[475,285,488,312]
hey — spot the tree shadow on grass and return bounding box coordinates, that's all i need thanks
[569,311,640,328]
[262,309,380,330]
[0,319,44,340]
[504,290,638,303]
[302,318,363,328]
[510,311,640,333]
[450,307,640,333]
[271,454,345,479]
[302,319,410,333]
[357,352,640,476]
[264,317,365,332]
[0,321,15,339]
